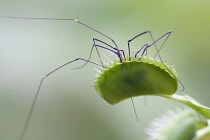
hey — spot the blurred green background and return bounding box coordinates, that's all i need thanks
[0,0,210,140]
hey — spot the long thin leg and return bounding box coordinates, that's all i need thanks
[127,30,158,60]
[86,38,121,66]
[74,38,122,69]
[140,30,185,91]
[94,44,126,62]
[93,38,126,60]
[153,31,171,59]
[18,58,103,140]
[75,37,127,69]
[126,31,158,121]
[128,31,149,59]
[140,30,173,57]
[0,16,127,62]
[134,44,148,58]
[94,38,118,50]
[0,15,119,49]
[120,65,139,122]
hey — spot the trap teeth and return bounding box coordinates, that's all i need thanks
[154,59,161,66]
[148,58,155,64]
[142,57,148,62]
[94,68,100,73]
[103,53,111,62]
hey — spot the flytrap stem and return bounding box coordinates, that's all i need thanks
[160,94,210,119]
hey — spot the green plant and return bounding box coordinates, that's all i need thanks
[94,37,210,139]
[1,15,209,140]
[146,108,210,140]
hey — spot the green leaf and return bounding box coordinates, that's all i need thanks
[95,56,178,104]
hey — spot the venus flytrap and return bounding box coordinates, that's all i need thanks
[94,44,210,140]
[95,52,210,140]
[1,15,210,140]
[146,108,210,140]
[94,48,210,140]
[95,55,178,104]
[95,48,210,119]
